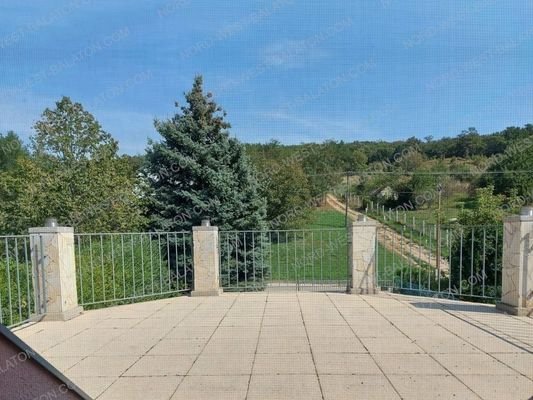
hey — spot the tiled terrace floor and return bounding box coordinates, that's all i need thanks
[14,292,533,400]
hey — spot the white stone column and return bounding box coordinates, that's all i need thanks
[192,224,222,296]
[29,225,83,321]
[348,218,378,294]
[496,207,533,316]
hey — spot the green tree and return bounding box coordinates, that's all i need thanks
[450,186,503,299]
[144,76,267,287]
[261,161,312,229]
[489,133,533,198]
[454,128,485,157]
[29,97,145,232]
[0,131,27,170]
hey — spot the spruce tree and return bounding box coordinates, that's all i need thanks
[145,76,267,288]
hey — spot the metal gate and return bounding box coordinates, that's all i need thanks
[219,229,349,292]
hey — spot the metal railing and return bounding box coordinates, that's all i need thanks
[219,229,348,292]
[74,232,192,308]
[0,235,42,328]
[376,223,503,302]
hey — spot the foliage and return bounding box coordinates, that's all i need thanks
[450,186,504,299]
[144,76,268,285]
[0,131,27,171]
[0,97,145,234]
[145,76,266,232]
[261,160,312,229]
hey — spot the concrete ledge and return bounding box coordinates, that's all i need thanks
[191,289,223,297]
[42,306,84,321]
[496,302,532,317]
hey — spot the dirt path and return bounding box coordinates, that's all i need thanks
[325,194,449,274]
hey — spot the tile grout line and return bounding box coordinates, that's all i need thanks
[166,294,240,400]
[393,294,533,382]
[64,299,174,370]
[244,293,268,400]
[399,293,533,351]
[361,294,485,399]
[325,293,404,400]
[297,293,326,400]
[94,298,206,399]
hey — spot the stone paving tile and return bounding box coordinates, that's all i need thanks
[68,376,116,399]
[99,376,182,400]
[147,338,208,356]
[94,336,158,356]
[201,337,258,354]
[170,375,249,400]
[490,352,533,378]
[256,337,311,354]
[219,317,263,327]
[387,374,479,399]
[67,355,140,377]
[262,315,304,326]
[13,292,533,400]
[308,336,366,353]
[305,325,355,338]
[314,353,382,375]
[42,329,124,357]
[465,334,529,353]
[210,326,260,339]
[373,353,449,375]
[165,326,216,339]
[124,355,197,376]
[361,336,421,354]
[133,317,180,331]
[457,374,533,400]
[188,353,254,376]
[44,356,84,373]
[431,353,518,375]
[348,323,403,338]
[253,353,316,375]
[95,318,144,329]
[413,336,481,354]
[247,374,322,400]
[320,374,401,400]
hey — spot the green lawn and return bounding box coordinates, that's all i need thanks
[266,207,410,288]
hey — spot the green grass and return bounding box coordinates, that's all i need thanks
[265,207,411,287]
[75,233,192,309]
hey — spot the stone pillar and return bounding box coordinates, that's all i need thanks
[348,217,378,294]
[192,224,222,296]
[496,207,533,316]
[29,225,83,321]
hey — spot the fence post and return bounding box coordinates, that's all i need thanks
[192,220,222,296]
[496,207,533,316]
[347,216,378,294]
[29,220,83,321]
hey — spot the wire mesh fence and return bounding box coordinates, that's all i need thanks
[74,232,192,308]
[219,229,348,292]
[0,235,41,328]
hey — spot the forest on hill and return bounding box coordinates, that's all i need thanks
[0,80,532,235]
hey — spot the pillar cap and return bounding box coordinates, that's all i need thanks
[29,226,74,234]
[192,225,218,232]
[521,206,533,217]
[349,219,378,227]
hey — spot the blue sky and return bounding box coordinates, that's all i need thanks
[0,0,532,154]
